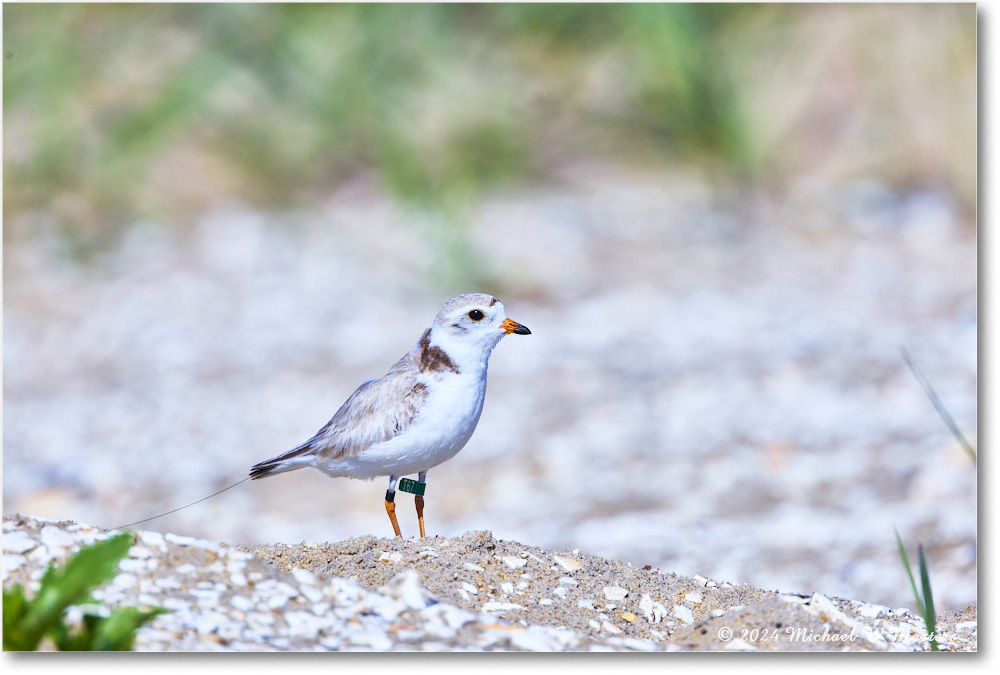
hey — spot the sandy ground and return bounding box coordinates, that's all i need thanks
[2,514,977,651]
[245,530,977,651]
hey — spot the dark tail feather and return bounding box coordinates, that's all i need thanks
[249,459,280,480]
[249,442,315,480]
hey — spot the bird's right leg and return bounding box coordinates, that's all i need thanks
[384,475,402,538]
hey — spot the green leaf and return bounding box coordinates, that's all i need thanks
[48,615,80,652]
[13,532,134,650]
[90,606,170,651]
[4,530,168,651]
[918,545,939,651]
[2,585,32,651]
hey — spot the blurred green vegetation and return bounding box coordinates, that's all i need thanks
[3,3,976,275]
[3,532,167,651]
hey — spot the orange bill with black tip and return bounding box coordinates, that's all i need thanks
[500,318,531,335]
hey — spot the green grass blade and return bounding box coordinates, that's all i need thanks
[918,545,939,651]
[894,527,925,618]
[900,347,977,466]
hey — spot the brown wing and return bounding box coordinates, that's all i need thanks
[250,348,427,479]
[311,354,429,460]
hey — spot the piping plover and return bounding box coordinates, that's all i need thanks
[249,293,530,538]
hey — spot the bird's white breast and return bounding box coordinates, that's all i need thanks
[317,366,488,479]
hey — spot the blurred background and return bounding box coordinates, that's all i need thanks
[4,4,976,612]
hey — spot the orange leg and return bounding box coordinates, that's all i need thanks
[384,476,402,538]
[415,471,427,538]
[384,497,402,538]
[415,495,425,538]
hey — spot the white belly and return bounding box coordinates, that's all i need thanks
[316,370,488,480]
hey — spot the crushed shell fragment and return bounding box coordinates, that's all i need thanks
[553,555,583,572]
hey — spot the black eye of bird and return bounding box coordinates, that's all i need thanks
[467,309,485,321]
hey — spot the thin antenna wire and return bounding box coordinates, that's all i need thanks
[113,477,251,530]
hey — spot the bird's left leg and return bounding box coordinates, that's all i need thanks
[397,473,427,537]
[415,471,427,538]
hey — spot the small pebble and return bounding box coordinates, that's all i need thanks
[520,550,545,564]
[130,545,154,559]
[118,558,150,572]
[639,595,668,624]
[230,595,253,612]
[616,637,658,652]
[601,621,623,635]
[39,526,76,551]
[2,554,27,575]
[857,604,890,619]
[2,531,36,554]
[603,586,628,601]
[481,601,525,613]
[139,531,166,548]
[510,627,558,651]
[291,568,318,586]
[673,605,695,624]
[553,555,583,572]
[300,584,324,604]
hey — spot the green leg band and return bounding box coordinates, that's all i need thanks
[398,478,426,496]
